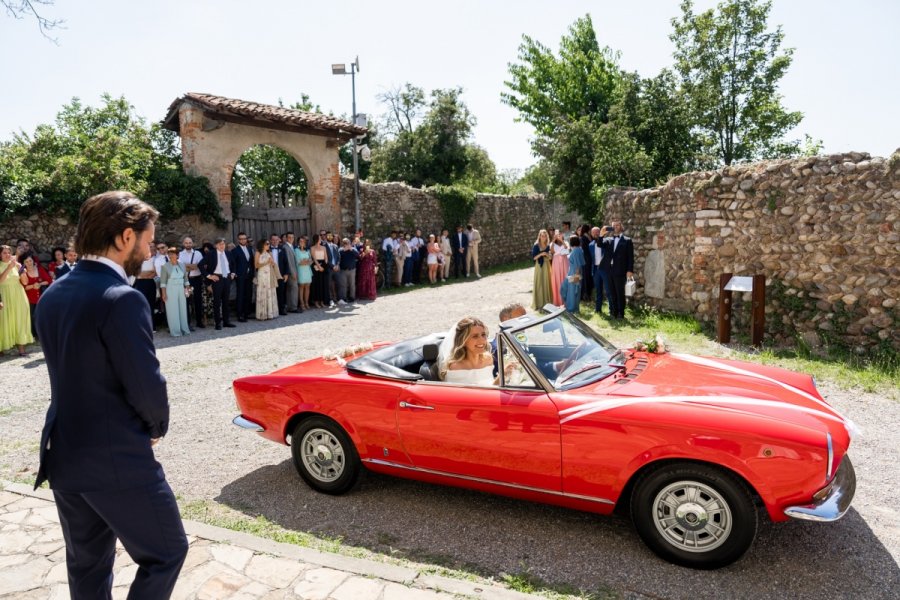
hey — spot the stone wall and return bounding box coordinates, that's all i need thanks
[0,213,223,261]
[338,178,582,268]
[604,151,900,353]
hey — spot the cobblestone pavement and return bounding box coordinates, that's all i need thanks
[0,483,544,600]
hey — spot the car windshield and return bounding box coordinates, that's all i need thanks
[502,309,622,390]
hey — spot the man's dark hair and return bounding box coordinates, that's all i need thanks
[75,191,159,256]
[284,231,293,237]
[569,235,581,247]
[17,238,29,245]
[499,302,525,321]
[237,231,247,237]
[215,237,226,245]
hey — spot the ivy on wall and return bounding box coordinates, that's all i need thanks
[430,184,477,229]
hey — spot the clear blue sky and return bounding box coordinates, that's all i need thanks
[2,0,898,171]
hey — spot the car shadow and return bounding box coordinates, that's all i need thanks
[216,462,899,598]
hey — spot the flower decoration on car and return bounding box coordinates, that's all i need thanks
[632,333,668,354]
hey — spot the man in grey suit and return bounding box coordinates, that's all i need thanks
[280,231,300,313]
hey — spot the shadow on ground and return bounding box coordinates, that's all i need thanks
[217,461,899,599]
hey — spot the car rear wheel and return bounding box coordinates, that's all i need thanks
[291,417,361,495]
[631,463,757,569]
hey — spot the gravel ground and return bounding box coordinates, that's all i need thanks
[2,267,898,599]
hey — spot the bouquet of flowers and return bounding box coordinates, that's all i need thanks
[632,333,668,354]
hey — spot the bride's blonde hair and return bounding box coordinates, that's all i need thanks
[440,316,489,378]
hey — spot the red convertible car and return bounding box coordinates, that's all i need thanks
[232,307,856,569]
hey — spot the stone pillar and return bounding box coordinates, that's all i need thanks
[177,104,234,222]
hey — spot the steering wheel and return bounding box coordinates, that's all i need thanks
[556,341,591,376]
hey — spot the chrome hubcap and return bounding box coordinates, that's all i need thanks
[300,428,345,482]
[652,480,732,553]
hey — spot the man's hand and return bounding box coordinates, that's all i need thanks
[627,271,633,278]
[150,438,161,447]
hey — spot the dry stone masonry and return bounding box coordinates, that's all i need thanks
[605,151,900,353]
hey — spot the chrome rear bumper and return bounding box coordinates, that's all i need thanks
[232,415,265,432]
[784,456,856,522]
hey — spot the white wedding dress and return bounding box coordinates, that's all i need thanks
[443,365,494,385]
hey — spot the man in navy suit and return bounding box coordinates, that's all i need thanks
[230,231,255,321]
[450,225,468,279]
[201,237,237,329]
[53,247,79,280]
[588,226,613,316]
[34,191,188,599]
[606,220,634,319]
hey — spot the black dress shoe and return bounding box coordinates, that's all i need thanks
[215,324,222,330]
[279,311,288,316]
[189,326,196,332]
[196,323,206,329]
[224,322,236,328]
[238,318,247,322]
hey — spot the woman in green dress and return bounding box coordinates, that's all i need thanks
[531,230,553,310]
[0,245,34,356]
[159,247,191,337]
[294,235,313,311]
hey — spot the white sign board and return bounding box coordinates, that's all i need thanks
[724,276,754,292]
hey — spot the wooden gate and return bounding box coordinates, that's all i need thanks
[232,191,310,244]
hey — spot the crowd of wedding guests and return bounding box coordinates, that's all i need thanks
[531,220,634,319]
[0,223,487,349]
[1,217,639,352]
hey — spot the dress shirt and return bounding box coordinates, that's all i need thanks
[139,257,156,273]
[594,242,603,266]
[152,254,168,277]
[215,251,229,277]
[178,249,203,278]
[80,255,127,283]
[382,237,394,252]
[239,245,250,261]
[408,236,423,251]
[270,246,280,265]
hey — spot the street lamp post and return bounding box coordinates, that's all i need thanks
[332,57,362,232]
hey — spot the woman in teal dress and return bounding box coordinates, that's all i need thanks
[0,245,34,356]
[294,235,313,311]
[560,235,585,313]
[531,230,553,310]
[159,247,191,337]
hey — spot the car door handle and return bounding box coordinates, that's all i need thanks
[399,401,434,410]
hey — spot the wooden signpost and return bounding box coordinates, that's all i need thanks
[717,273,766,346]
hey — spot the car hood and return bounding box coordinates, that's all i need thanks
[560,352,858,442]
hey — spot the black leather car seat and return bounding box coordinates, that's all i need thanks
[419,343,440,380]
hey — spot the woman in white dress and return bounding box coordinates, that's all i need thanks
[437,316,496,385]
[254,239,281,320]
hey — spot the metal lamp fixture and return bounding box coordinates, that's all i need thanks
[332,56,362,231]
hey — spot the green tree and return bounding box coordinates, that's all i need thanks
[369,87,496,189]
[670,0,803,164]
[0,94,222,223]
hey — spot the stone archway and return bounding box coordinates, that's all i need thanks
[163,93,366,233]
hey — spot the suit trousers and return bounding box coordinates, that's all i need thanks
[285,276,299,311]
[466,244,480,276]
[452,250,466,278]
[275,278,286,314]
[210,277,232,326]
[53,480,188,600]
[393,256,404,285]
[187,276,205,326]
[235,275,253,319]
[593,266,611,314]
[133,279,158,329]
[337,268,356,301]
[609,274,627,319]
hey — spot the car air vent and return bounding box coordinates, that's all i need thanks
[616,357,648,384]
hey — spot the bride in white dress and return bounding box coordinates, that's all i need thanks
[437,316,496,385]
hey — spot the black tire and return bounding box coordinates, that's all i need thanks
[291,416,361,495]
[630,463,758,569]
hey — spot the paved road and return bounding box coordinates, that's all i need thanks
[2,268,898,599]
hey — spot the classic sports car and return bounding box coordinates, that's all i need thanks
[232,306,856,569]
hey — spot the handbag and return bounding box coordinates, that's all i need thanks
[625,276,637,297]
[567,273,581,283]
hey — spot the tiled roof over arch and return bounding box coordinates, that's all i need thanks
[163,92,367,139]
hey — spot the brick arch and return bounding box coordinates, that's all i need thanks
[163,93,365,233]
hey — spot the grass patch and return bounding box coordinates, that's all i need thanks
[578,303,899,398]
[501,566,617,600]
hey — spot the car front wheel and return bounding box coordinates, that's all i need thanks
[631,463,757,569]
[291,417,361,495]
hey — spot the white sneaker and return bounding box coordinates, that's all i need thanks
[337,299,346,305]
[328,301,335,308]
[476,274,482,278]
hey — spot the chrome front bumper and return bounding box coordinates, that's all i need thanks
[784,456,856,522]
[232,415,265,432]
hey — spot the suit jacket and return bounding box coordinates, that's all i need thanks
[34,260,169,492]
[588,239,612,274]
[200,248,236,279]
[608,235,634,277]
[230,244,255,278]
[54,262,76,280]
[278,242,297,278]
[325,242,339,268]
[450,232,468,252]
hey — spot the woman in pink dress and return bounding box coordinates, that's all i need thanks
[550,231,569,306]
[355,239,378,301]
